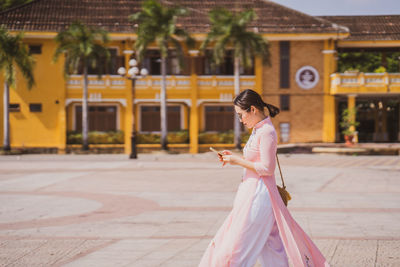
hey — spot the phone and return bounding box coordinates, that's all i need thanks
[210,147,223,157]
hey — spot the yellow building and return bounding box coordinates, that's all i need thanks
[321,15,400,143]
[0,0,399,154]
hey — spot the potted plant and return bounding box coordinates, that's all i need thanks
[340,108,360,146]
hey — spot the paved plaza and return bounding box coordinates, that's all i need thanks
[0,152,399,267]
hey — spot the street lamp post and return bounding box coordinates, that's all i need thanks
[118,59,148,159]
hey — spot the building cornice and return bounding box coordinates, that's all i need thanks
[337,40,400,48]
[18,31,350,41]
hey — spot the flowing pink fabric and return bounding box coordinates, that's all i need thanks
[199,117,329,267]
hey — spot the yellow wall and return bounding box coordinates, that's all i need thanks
[0,39,134,150]
[1,38,66,149]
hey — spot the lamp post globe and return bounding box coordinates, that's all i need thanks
[128,68,136,78]
[117,67,126,76]
[132,66,139,75]
[140,68,148,76]
[129,59,137,67]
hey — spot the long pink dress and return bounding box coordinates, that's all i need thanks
[199,117,329,267]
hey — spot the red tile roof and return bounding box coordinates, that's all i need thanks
[0,0,348,34]
[319,15,400,41]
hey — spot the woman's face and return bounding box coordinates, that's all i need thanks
[235,105,257,128]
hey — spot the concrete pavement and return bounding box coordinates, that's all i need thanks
[0,153,399,266]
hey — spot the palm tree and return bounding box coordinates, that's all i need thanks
[130,0,194,151]
[0,26,35,151]
[1,0,32,11]
[201,8,270,150]
[53,21,110,151]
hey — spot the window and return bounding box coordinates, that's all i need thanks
[205,106,234,131]
[75,106,117,131]
[140,105,181,132]
[279,41,290,88]
[204,50,234,75]
[201,50,254,75]
[166,50,191,75]
[280,95,290,111]
[75,48,123,75]
[88,48,123,75]
[143,50,161,75]
[29,103,42,112]
[280,123,290,143]
[29,45,42,54]
[142,50,190,75]
[9,103,20,112]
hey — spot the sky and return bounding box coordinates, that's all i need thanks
[270,0,400,16]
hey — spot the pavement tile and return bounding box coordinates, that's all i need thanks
[329,240,377,266]
[0,239,47,266]
[376,240,400,266]
[63,239,168,267]
[0,194,101,224]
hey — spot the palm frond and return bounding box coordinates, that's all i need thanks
[173,28,195,49]
[0,26,35,89]
[201,8,270,68]
[130,0,192,67]
[237,9,256,27]
[53,21,110,77]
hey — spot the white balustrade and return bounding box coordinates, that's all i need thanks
[67,75,257,92]
[331,72,400,93]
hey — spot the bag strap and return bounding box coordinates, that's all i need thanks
[276,152,286,189]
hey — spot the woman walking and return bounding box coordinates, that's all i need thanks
[199,89,329,267]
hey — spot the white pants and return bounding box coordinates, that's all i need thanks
[231,178,289,267]
[199,178,289,267]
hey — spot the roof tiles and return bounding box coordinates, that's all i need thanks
[320,15,400,41]
[0,0,348,34]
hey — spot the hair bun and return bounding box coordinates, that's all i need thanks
[233,89,280,118]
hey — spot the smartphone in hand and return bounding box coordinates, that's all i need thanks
[210,147,223,157]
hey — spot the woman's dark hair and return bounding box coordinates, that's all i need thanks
[233,89,280,118]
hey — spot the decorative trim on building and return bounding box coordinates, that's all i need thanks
[134,99,192,106]
[197,99,233,107]
[295,66,320,90]
[322,49,336,54]
[188,49,200,56]
[123,50,134,55]
[65,98,127,107]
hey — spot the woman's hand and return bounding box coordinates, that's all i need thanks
[221,154,241,166]
[221,150,232,155]
[217,150,232,166]
[217,149,256,173]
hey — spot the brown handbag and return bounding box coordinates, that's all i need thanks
[276,153,292,206]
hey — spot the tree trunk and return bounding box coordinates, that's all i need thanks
[82,63,89,151]
[3,82,10,151]
[160,55,168,151]
[234,56,241,150]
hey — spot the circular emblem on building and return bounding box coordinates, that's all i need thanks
[295,66,319,90]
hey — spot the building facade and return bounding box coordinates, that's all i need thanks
[0,0,399,154]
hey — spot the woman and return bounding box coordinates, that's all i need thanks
[199,89,329,267]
